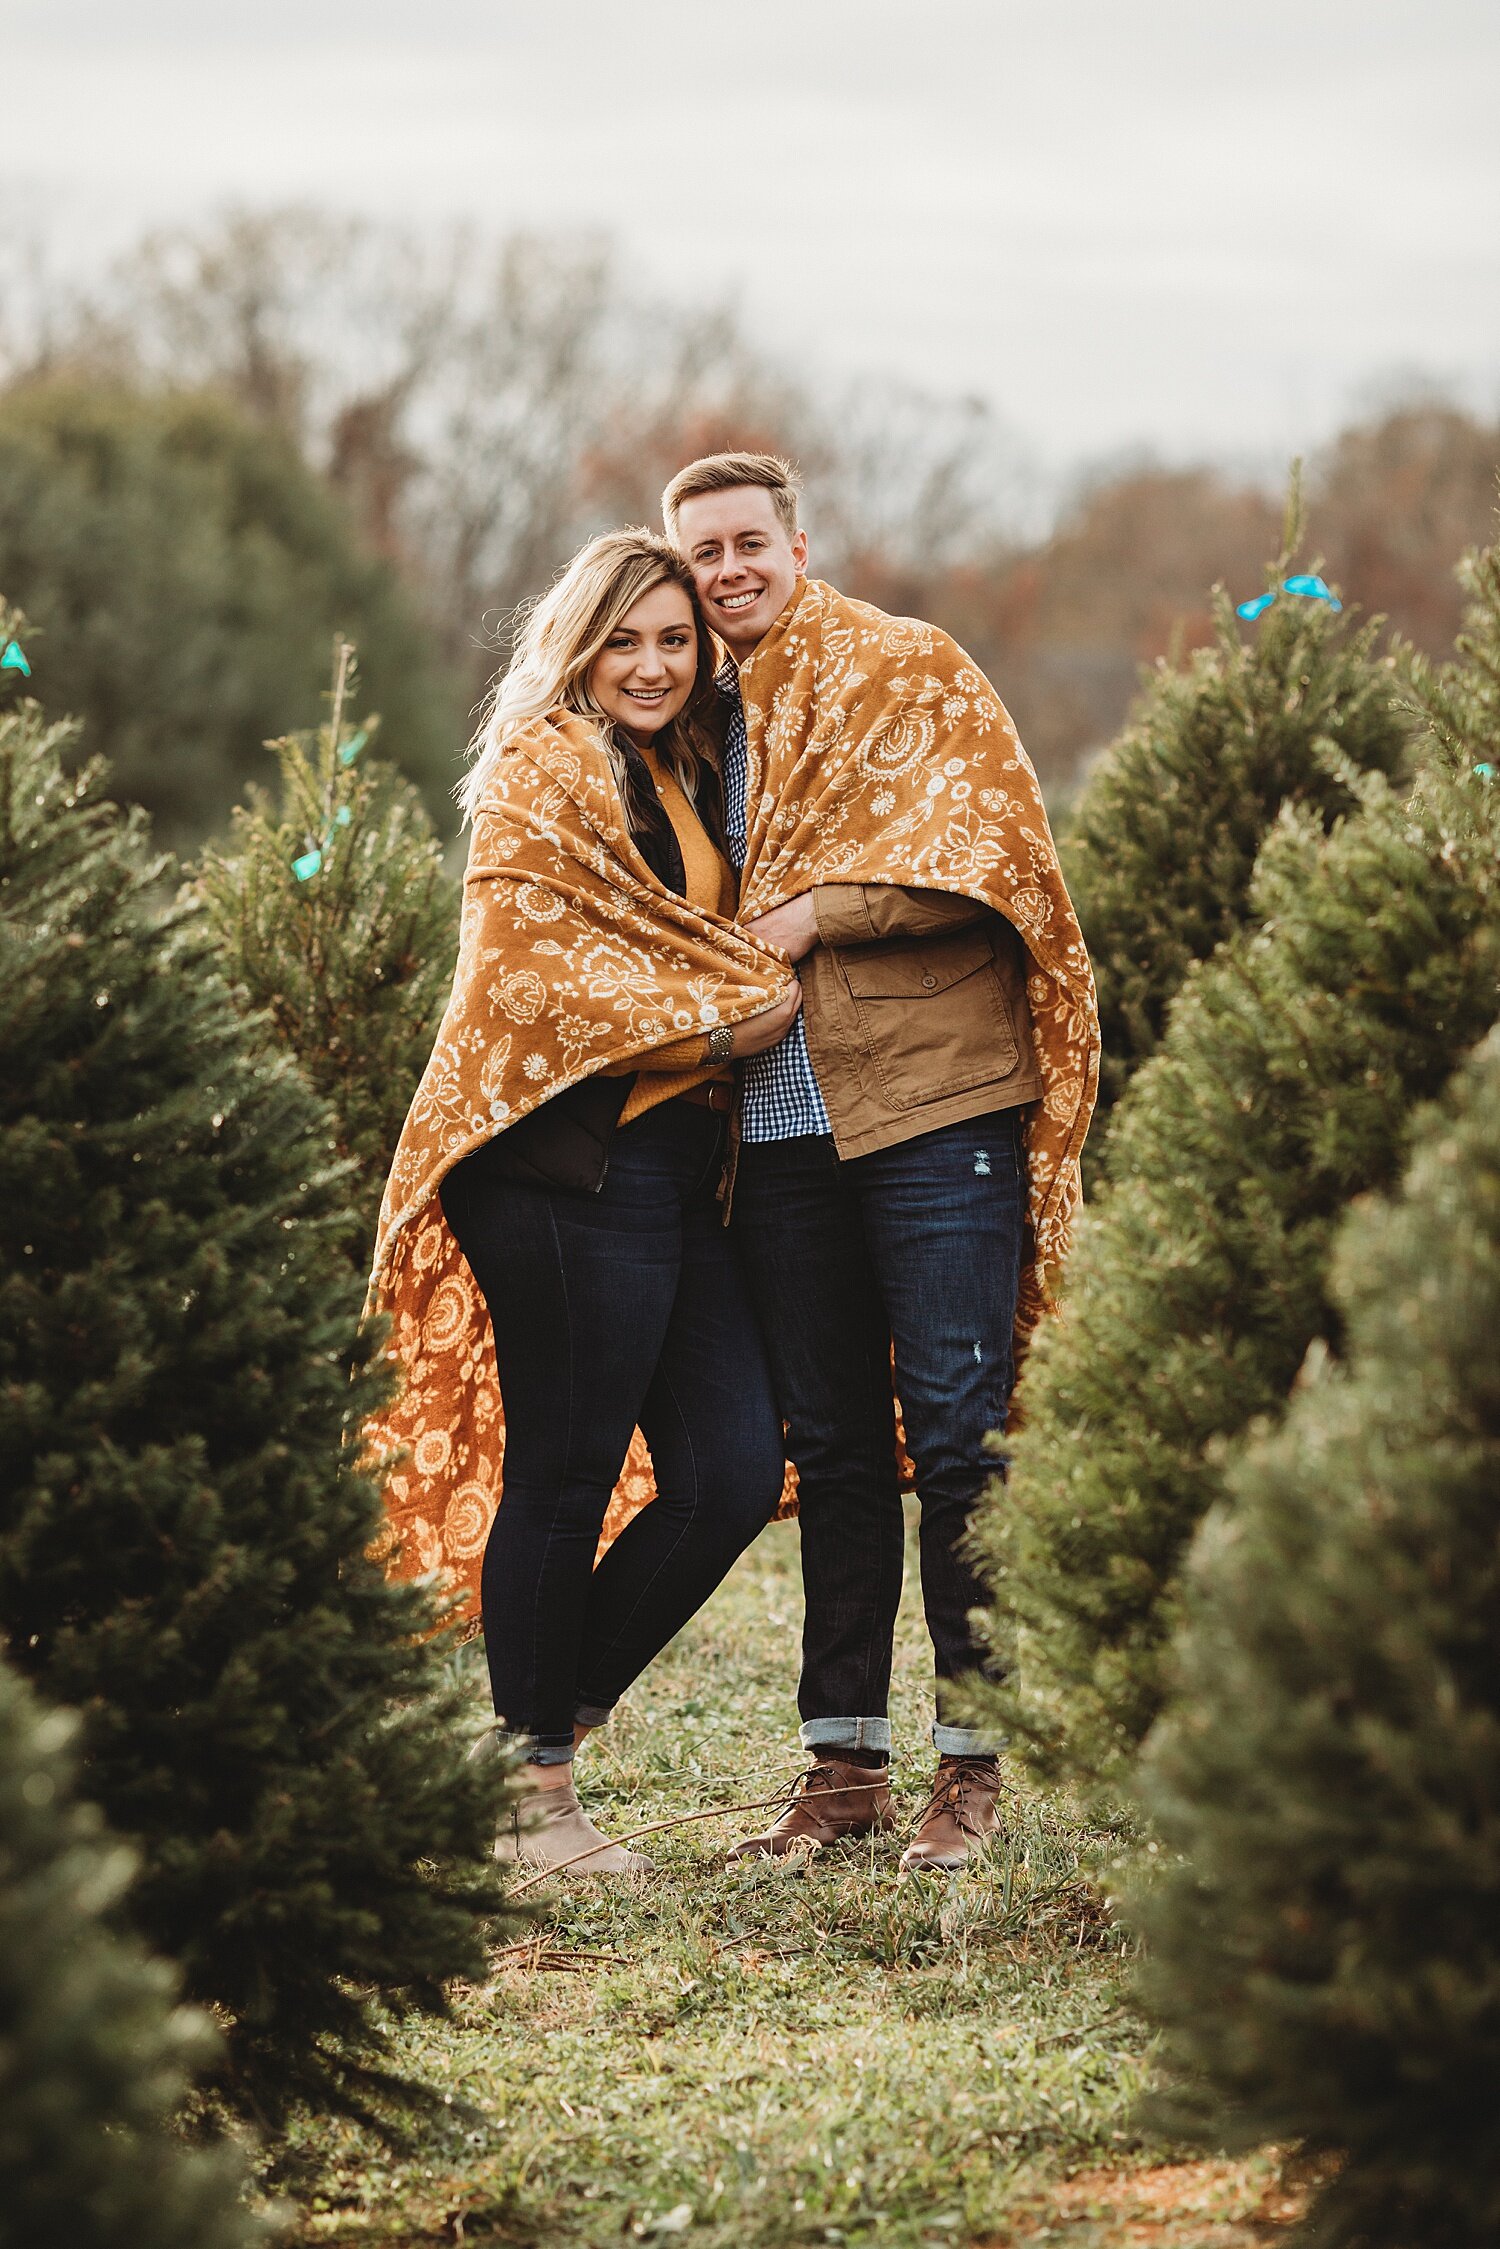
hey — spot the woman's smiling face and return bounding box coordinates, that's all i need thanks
[587,580,699,745]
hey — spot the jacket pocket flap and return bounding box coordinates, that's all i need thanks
[842,928,995,1001]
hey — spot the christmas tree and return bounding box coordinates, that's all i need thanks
[972,539,1500,1790]
[0,1654,261,2249]
[1133,1023,1500,2249]
[0,610,505,2121]
[197,640,458,1249]
[1066,508,1409,1127]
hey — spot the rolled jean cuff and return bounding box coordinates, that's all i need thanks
[525,1734,576,1767]
[573,1701,614,1729]
[932,1721,1000,1758]
[800,1716,892,1755]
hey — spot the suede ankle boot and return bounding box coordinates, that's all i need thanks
[496,1773,654,1878]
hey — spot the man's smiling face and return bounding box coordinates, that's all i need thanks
[673,485,808,661]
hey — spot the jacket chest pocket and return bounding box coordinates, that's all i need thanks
[839,927,1018,1110]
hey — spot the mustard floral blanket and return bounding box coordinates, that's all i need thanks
[739,577,1099,1336]
[365,712,791,1621]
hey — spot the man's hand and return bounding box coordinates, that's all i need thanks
[729,981,803,1058]
[745,893,820,962]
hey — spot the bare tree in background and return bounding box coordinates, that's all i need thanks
[1313,405,1500,657]
[53,207,448,446]
[967,465,1283,786]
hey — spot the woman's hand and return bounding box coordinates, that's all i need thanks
[729,981,803,1058]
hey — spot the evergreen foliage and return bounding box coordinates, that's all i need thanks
[0,1655,261,2249]
[973,542,1500,1789]
[0,378,460,845]
[1133,1024,1500,2249]
[0,625,505,2121]
[1065,527,1409,1125]
[198,642,458,1249]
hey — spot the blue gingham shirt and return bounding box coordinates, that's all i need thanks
[718,666,832,1142]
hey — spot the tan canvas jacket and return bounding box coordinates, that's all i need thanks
[800,882,1043,1161]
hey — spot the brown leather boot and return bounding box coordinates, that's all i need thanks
[728,1758,897,1860]
[900,1755,1005,1872]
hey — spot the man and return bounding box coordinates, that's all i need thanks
[662,451,1097,1870]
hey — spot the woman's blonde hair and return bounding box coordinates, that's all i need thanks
[458,529,721,825]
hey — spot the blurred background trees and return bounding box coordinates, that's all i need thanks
[0,375,460,845]
[3,206,1496,847]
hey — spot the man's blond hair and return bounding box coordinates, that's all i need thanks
[661,451,801,543]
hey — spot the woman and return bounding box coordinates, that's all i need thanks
[366,532,799,1877]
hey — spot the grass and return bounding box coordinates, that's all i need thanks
[276,1513,1293,2247]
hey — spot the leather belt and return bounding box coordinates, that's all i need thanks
[678,1080,734,1114]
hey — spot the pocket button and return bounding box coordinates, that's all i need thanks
[921,973,938,988]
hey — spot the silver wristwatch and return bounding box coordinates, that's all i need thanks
[704,1022,735,1065]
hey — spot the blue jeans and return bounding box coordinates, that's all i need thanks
[732,1108,1026,1757]
[441,1101,785,1762]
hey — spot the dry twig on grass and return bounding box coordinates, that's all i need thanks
[504,1778,881,1897]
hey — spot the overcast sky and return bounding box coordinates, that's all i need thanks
[5,0,1498,484]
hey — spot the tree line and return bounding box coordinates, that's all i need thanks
[1,206,1497,841]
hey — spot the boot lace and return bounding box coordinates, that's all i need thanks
[910,1756,999,1839]
[759,1761,878,1830]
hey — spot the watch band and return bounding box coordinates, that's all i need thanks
[704,1022,735,1065]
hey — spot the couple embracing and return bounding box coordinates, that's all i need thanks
[368,453,1098,1878]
